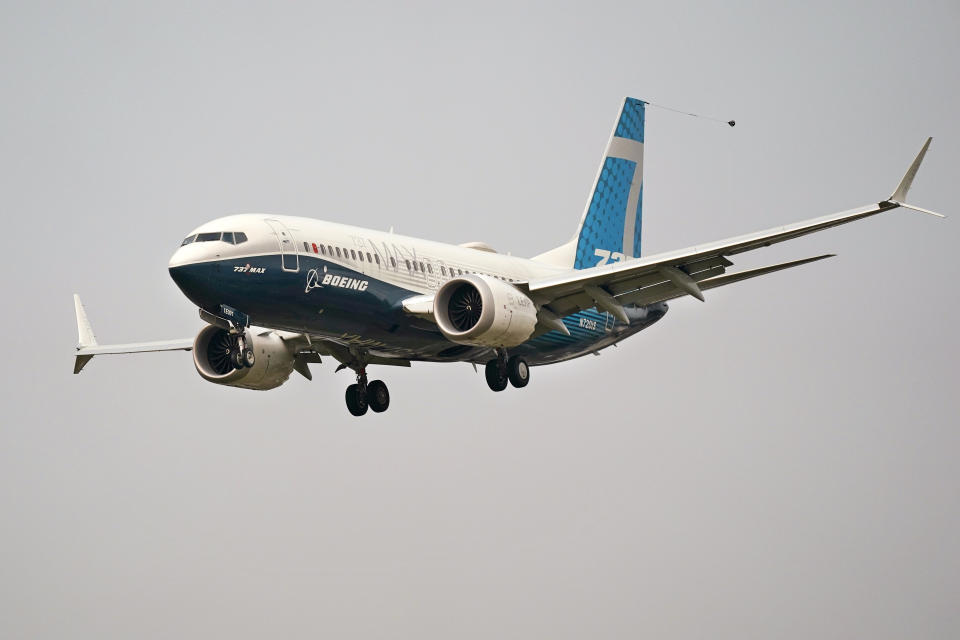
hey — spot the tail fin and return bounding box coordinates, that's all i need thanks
[533,97,647,269]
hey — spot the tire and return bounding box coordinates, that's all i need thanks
[367,380,390,413]
[345,384,368,416]
[485,359,508,392]
[231,350,245,370]
[242,348,256,368]
[507,355,530,388]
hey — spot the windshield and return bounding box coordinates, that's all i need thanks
[180,231,249,246]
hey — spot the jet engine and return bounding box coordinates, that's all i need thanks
[193,325,296,390]
[434,274,538,347]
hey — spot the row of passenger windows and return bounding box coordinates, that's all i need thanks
[302,241,517,282]
[181,231,248,246]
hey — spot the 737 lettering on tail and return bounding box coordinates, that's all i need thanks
[72,97,943,416]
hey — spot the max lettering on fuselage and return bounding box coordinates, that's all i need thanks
[234,264,266,274]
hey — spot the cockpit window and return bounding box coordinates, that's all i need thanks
[181,231,247,246]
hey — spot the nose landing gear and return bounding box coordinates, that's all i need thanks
[484,351,530,392]
[212,305,255,371]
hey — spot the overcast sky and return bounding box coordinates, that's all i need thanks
[1,1,958,638]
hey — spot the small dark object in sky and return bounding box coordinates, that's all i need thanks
[728,120,736,127]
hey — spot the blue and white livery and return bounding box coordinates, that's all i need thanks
[72,98,942,416]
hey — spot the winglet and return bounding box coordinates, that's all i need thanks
[73,294,97,374]
[74,295,97,347]
[888,137,945,218]
[891,137,932,203]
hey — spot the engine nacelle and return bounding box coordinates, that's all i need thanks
[434,274,538,347]
[193,325,296,390]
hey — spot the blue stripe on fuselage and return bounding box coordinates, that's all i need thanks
[169,253,666,364]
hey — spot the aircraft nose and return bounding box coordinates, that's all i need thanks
[168,244,216,305]
[168,259,217,310]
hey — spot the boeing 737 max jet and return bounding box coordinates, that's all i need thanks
[72,98,942,416]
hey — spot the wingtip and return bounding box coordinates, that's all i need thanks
[890,137,933,203]
[73,294,97,347]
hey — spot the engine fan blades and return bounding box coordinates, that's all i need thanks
[448,286,483,331]
[206,330,236,374]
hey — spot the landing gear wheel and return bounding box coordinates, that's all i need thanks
[507,356,530,388]
[345,384,368,416]
[242,348,255,368]
[367,380,390,413]
[485,359,508,392]
[231,350,245,370]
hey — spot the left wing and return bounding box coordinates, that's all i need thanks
[73,295,193,373]
[522,138,942,320]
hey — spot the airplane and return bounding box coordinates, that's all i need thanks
[72,97,942,416]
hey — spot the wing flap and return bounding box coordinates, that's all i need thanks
[618,254,835,306]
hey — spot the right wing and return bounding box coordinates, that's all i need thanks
[522,138,942,322]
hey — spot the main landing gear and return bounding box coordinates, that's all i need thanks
[344,368,390,416]
[484,351,530,392]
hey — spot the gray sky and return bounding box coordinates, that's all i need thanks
[2,1,958,638]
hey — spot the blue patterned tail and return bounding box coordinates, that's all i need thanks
[573,97,646,269]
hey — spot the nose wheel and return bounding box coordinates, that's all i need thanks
[226,332,255,370]
[344,368,390,416]
[484,352,530,391]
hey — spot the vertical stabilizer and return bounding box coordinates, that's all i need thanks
[532,97,647,269]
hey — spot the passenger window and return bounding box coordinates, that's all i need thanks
[441,266,447,276]
[405,260,411,271]
[419,262,425,272]
[359,252,364,262]
[319,245,326,255]
[375,255,380,265]
[196,232,221,242]
[391,257,397,268]
[181,235,196,246]
[427,264,433,274]
[367,252,372,262]
[350,249,357,260]
[336,247,342,258]
[234,232,248,244]
[303,242,310,252]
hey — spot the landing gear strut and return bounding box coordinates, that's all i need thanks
[344,368,390,416]
[229,333,255,370]
[225,321,254,370]
[484,351,530,391]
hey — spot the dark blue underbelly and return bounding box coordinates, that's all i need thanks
[169,254,667,365]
